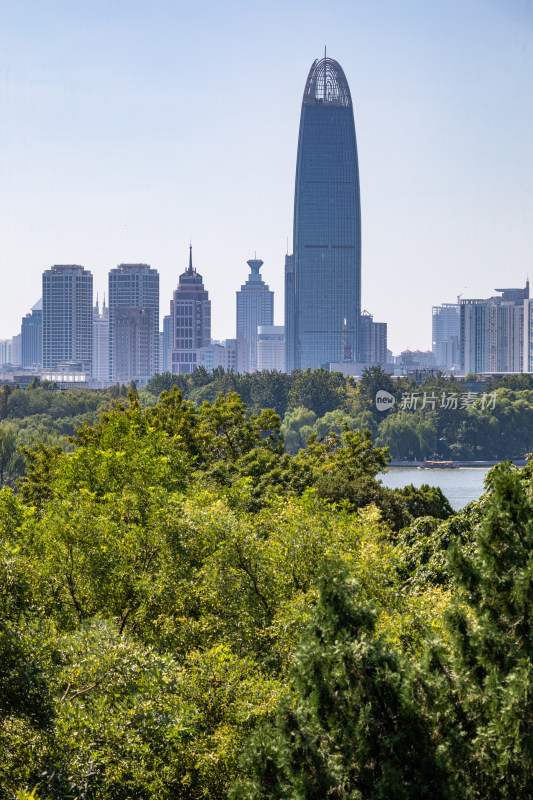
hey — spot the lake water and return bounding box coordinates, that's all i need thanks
[379,467,491,511]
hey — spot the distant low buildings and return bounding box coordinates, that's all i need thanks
[197,339,247,373]
[257,326,285,372]
[400,349,436,370]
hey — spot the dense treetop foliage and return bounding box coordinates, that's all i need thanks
[0,366,531,492]
[1,378,533,798]
[142,366,533,460]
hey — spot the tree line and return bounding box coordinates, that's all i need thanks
[1,385,533,797]
[1,367,533,484]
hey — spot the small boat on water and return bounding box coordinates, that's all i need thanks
[419,460,459,470]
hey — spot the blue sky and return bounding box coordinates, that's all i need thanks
[1,0,532,352]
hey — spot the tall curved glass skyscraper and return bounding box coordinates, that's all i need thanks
[287,57,361,371]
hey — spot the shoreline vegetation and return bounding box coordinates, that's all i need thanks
[1,369,533,796]
[2,366,533,492]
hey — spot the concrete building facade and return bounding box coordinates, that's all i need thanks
[108,263,159,383]
[169,247,211,374]
[42,265,93,370]
[461,284,529,374]
[257,326,285,372]
[236,258,274,372]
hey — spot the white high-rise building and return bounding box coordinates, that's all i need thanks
[461,284,528,374]
[42,265,93,370]
[0,339,13,367]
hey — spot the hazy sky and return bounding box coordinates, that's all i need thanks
[1,0,532,353]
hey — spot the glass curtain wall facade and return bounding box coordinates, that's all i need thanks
[288,57,362,370]
[432,303,460,369]
[21,298,43,368]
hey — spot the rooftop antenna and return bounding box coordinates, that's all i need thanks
[286,236,289,255]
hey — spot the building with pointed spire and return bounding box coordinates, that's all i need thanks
[236,257,274,372]
[169,246,211,374]
[287,56,362,370]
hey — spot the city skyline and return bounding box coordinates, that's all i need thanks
[1,0,532,352]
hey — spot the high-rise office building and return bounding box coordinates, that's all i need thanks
[169,246,211,374]
[21,298,43,368]
[236,258,274,372]
[524,300,533,373]
[287,56,362,370]
[108,263,159,383]
[284,254,294,373]
[432,303,460,369]
[161,315,171,373]
[461,284,529,374]
[92,295,110,384]
[0,340,13,367]
[360,311,387,365]
[11,334,22,367]
[42,265,93,369]
[112,307,156,385]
